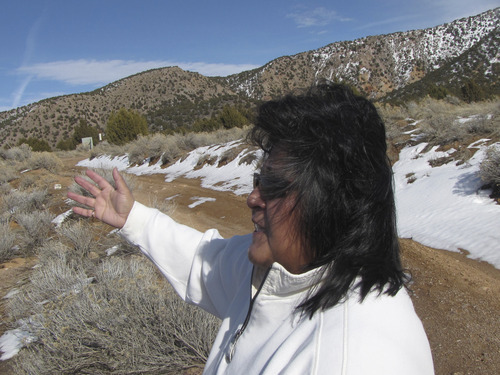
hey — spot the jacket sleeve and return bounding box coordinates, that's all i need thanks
[119,201,252,318]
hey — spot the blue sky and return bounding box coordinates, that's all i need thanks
[1,0,498,111]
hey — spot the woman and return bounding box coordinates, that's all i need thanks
[69,83,434,374]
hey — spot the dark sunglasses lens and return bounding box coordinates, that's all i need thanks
[252,172,288,200]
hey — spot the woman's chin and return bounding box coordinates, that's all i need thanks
[247,237,273,268]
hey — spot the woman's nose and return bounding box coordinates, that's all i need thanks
[247,187,265,209]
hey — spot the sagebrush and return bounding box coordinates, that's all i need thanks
[8,253,220,374]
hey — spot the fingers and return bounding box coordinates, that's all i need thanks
[72,169,120,197]
[67,191,96,207]
[72,176,98,197]
[86,169,114,190]
[72,206,95,218]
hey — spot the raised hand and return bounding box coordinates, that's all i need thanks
[67,168,135,229]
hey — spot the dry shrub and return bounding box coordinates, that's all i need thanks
[89,141,126,159]
[171,127,250,154]
[420,113,468,145]
[15,210,55,250]
[9,255,220,374]
[88,126,250,168]
[102,232,140,257]
[0,221,16,262]
[0,144,32,162]
[0,182,13,197]
[214,126,250,144]
[148,195,177,216]
[56,220,98,257]
[7,241,90,320]
[26,152,63,173]
[219,145,244,167]
[128,133,180,166]
[174,132,211,152]
[36,240,78,268]
[160,139,181,165]
[404,97,500,146]
[3,189,49,214]
[18,175,37,190]
[377,103,410,141]
[0,161,20,185]
[479,145,500,197]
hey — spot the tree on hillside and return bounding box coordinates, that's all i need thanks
[106,108,148,145]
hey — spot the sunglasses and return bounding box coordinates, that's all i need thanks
[253,172,290,200]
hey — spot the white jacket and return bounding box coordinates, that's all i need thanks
[121,202,434,375]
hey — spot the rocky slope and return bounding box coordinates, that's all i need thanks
[223,7,499,100]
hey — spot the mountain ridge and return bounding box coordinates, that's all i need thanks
[0,7,498,148]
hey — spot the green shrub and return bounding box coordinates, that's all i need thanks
[106,108,148,145]
[56,138,76,151]
[219,105,249,129]
[17,137,52,152]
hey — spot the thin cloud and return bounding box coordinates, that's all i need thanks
[287,7,351,28]
[12,76,33,109]
[16,59,260,86]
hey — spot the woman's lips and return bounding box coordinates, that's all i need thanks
[254,222,265,232]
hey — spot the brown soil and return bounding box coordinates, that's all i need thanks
[1,154,499,375]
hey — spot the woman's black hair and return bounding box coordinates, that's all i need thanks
[249,82,406,317]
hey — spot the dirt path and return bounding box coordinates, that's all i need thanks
[1,155,499,374]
